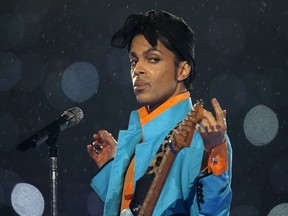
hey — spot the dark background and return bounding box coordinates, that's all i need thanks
[1,0,288,215]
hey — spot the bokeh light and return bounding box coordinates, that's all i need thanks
[62,62,99,103]
[11,183,44,216]
[243,105,278,146]
[268,203,288,216]
[0,52,21,92]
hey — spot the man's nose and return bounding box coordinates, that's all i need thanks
[132,61,145,76]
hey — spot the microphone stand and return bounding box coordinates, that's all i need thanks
[46,133,59,216]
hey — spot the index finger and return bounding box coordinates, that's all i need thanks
[211,98,224,124]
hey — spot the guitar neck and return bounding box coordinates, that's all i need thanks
[139,147,176,215]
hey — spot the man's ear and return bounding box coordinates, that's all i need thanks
[177,61,191,82]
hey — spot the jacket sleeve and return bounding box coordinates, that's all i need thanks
[90,159,114,202]
[191,137,232,215]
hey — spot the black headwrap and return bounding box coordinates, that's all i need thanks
[111,10,196,89]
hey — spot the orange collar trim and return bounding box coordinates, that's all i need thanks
[137,91,190,126]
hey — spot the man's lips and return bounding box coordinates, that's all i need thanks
[133,80,149,91]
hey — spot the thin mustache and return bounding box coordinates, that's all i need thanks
[133,79,149,85]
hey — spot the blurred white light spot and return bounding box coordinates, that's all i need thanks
[11,183,44,216]
[231,205,260,216]
[0,112,19,152]
[0,52,21,92]
[268,203,288,216]
[208,18,245,56]
[62,62,99,103]
[244,105,278,146]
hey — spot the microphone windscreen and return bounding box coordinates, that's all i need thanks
[62,107,84,127]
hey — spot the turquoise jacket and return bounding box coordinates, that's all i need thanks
[91,97,232,215]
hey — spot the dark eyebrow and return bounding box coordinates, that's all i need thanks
[129,47,163,58]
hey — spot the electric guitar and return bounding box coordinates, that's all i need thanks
[121,102,204,216]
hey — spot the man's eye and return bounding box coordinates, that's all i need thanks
[149,58,160,63]
[129,59,137,66]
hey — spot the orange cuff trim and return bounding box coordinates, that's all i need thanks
[207,141,228,176]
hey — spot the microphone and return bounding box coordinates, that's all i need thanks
[16,107,84,151]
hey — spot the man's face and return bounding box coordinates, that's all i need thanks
[129,34,186,112]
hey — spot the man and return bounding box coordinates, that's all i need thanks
[87,10,232,215]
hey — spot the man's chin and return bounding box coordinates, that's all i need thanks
[135,95,150,106]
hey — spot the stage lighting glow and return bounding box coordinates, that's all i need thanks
[62,62,99,103]
[11,183,44,216]
[244,105,278,146]
[268,203,288,216]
